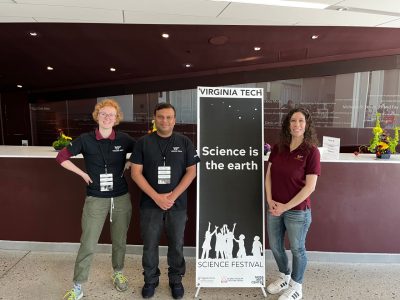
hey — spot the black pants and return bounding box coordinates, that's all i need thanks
[140,208,187,284]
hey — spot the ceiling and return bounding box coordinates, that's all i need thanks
[2,0,400,99]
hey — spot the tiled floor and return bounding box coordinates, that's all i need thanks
[0,249,399,299]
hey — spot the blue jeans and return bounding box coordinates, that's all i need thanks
[267,209,311,283]
[140,208,187,284]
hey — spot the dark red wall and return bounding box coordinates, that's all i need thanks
[308,161,400,253]
[0,157,196,247]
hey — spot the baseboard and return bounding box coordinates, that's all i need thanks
[1,240,399,264]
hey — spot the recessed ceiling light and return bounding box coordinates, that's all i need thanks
[161,33,170,39]
[311,35,319,40]
[29,32,38,37]
[210,0,329,10]
[336,7,348,11]
[47,66,54,71]
[254,46,261,51]
[184,63,192,68]
[17,84,23,88]
[110,67,116,72]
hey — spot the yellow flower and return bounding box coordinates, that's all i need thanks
[61,133,72,140]
[377,142,389,150]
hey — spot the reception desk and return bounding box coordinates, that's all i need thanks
[307,153,400,253]
[1,146,399,253]
[0,146,198,247]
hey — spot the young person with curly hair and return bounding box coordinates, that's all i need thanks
[56,99,135,300]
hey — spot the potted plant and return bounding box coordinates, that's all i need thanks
[368,113,399,159]
[52,129,72,151]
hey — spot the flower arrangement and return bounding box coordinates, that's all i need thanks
[368,113,399,158]
[264,143,271,155]
[52,129,72,150]
[147,120,157,134]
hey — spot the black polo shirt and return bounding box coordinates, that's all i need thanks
[130,132,200,210]
[67,130,135,198]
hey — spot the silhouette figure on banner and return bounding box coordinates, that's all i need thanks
[223,223,236,259]
[214,227,225,259]
[199,221,263,260]
[201,222,218,259]
[234,234,246,258]
[252,236,263,258]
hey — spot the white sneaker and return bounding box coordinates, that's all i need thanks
[278,280,302,300]
[266,272,291,294]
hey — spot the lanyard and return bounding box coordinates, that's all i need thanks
[97,138,112,173]
[157,133,174,166]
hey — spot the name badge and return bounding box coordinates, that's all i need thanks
[158,166,171,184]
[100,173,113,191]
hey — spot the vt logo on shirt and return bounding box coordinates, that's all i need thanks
[171,147,182,153]
[294,154,304,161]
[112,145,123,152]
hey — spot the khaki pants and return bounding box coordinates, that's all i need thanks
[73,193,132,283]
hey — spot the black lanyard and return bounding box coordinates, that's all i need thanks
[157,133,174,166]
[97,137,112,173]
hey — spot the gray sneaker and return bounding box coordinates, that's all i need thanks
[112,271,128,292]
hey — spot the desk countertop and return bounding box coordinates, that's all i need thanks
[1,146,400,163]
[321,153,400,163]
[264,151,400,163]
[0,146,83,158]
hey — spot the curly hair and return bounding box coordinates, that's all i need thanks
[92,98,123,126]
[278,107,319,151]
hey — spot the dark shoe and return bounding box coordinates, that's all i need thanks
[141,281,159,299]
[169,282,184,299]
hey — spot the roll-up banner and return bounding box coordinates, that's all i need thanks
[196,86,265,290]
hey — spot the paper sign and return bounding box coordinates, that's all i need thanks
[322,136,340,160]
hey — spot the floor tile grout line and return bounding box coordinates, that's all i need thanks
[0,250,31,280]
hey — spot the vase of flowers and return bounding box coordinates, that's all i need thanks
[52,129,72,151]
[264,143,271,155]
[368,113,399,159]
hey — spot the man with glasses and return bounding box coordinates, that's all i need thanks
[56,99,135,300]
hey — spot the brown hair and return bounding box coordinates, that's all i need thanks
[92,98,123,125]
[278,107,319,151]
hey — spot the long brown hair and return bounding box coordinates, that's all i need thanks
[278,107,318,151]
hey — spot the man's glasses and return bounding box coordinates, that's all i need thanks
[98,112,116,118]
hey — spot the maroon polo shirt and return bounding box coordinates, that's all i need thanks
[268,143,321,210]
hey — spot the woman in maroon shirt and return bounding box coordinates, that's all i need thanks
[265,108,321,300]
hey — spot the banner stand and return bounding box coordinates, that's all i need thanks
[196,86,266,298]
